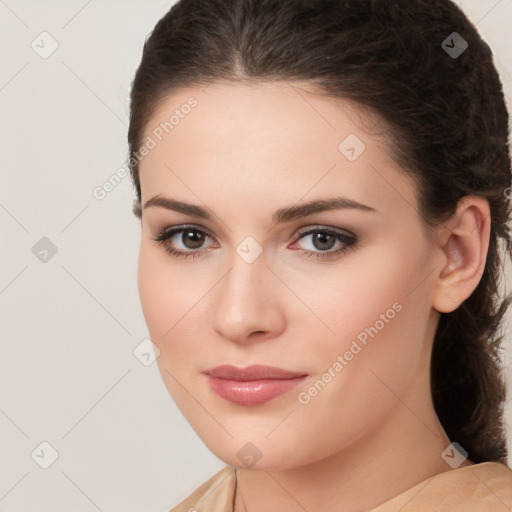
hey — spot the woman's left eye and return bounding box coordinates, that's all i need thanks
[292,228,357,259]
[152,225,357,261]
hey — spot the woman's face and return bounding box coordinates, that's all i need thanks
[137,81,443,470]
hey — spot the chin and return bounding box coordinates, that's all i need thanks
[197,433,312,472]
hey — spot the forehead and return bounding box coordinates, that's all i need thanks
[138,81,420,222]
[142,80,382,152]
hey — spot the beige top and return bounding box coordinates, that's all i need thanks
[169,462,512,511]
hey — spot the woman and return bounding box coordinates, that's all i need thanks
[128,0,512,510]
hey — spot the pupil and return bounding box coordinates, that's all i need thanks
[184,230,204,249]
[313,232,335,250]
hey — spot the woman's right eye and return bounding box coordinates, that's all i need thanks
[152,226,216,260]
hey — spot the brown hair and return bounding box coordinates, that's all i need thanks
[128,0,512,464]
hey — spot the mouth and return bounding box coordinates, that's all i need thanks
[203,364,309,406]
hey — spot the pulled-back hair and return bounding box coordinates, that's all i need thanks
[127,0,512,464]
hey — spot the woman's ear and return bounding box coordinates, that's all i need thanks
[431,195,491,313]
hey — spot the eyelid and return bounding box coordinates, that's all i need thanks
[293,224,355,239]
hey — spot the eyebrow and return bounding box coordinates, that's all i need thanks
[143,195,377,225]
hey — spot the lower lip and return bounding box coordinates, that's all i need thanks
[206,375,308,406]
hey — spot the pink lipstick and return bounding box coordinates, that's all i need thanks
[203,364,308,406]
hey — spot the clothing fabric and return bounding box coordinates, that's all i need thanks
[168,461,512,511]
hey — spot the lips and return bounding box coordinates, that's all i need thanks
[204,364,307,380]
[203,364,308,406]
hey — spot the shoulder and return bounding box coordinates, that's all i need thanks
[168,465,236,512]
[373,462,512,512]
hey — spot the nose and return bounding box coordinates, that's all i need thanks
[210,252,286,345]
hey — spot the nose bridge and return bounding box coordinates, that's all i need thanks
[211,246,282,341]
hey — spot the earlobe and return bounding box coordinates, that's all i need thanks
[431,196,490,314]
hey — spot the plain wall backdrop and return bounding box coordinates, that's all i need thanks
[1,1,512,510]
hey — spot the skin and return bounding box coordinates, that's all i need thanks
[136,81,489,512]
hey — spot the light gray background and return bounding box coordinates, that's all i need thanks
[1,1,511,511]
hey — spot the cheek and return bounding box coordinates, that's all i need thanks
[290,248,419,345]
[137,247,198,403]
[137,245,184,340]
[335,249,429,378]
[137,248,165,335]
[292,241,431,397]
[137,244,209,366]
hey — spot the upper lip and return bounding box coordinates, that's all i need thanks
[203,364,308,381]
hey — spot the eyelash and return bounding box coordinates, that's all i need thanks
[152,224,358,261]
